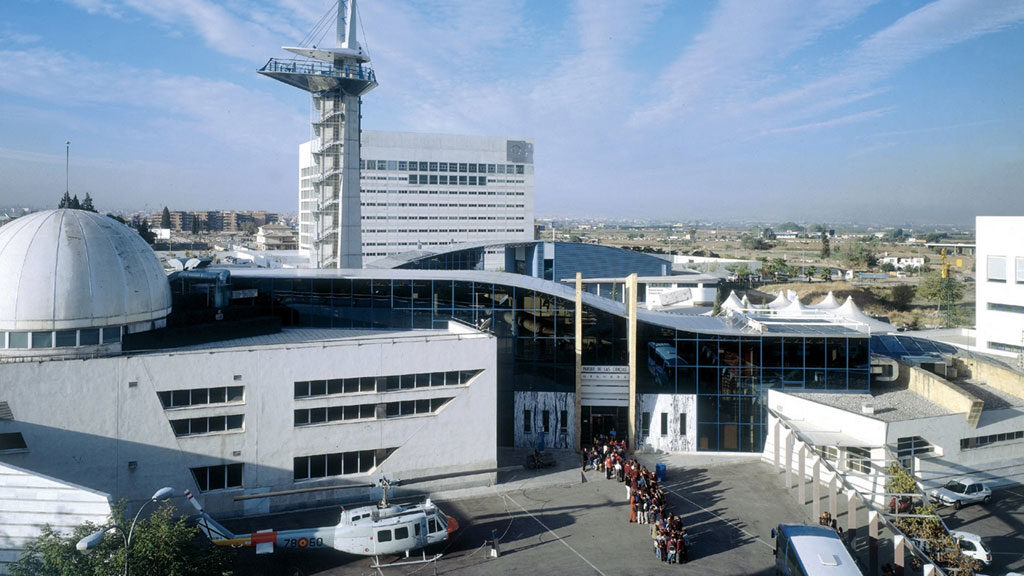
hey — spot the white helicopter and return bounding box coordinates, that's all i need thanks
[186,476,460,569]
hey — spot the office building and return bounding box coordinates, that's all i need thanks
[975,216,1024,358]
[299,131,534,269]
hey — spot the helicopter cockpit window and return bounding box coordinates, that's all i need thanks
[395,527,409,540]
[415,524,421,536]
[428,518,438,533]
[377,529,392,542]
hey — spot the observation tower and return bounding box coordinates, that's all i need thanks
[259,0,377,269]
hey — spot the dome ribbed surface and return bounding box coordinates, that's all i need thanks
[0,210,171,330]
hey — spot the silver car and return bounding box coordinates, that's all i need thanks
[929,478,992,510]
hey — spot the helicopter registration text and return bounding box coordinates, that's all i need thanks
[283,536,325,549]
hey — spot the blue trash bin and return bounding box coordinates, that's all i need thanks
[655,462,667,482]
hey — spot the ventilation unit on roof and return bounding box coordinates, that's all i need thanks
[861,402,875,415]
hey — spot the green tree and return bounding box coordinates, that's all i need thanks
[161,206,172,229]
[191,217,202,235]
[135,219,156,245]
[880,262,896,273]
[819,267,832,282]
[891,284,916,310]
[844,240,877,268]
[805,265,817,281]
[81,193,96,212]
[740,234,772,250]
[70,195,81,209]
[712,287,723,315]
[918,273,964,326]
[10,503,233,576]
[58,191,73,209]
[820,230,831,258]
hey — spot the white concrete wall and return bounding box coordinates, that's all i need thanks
[975,216,1024,357]
[887,407,1024,489]
[0,328,497,518]
[513,391,575,449]
[0,462,111,574]
[636,394,696,452]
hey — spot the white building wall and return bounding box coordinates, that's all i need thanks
[0,462,111,574]
[635,394,696,452]
[356,131,534,268]
[975,216,1024,357]
[513,391,575,449]
[0,329,497,518]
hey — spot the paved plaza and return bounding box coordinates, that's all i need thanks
[226,451,813,576]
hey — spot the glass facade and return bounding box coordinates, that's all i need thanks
[219,274,870,451]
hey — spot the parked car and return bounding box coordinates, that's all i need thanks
[949,531,992,567]
[929,478,992,510]
[912,531,992,569]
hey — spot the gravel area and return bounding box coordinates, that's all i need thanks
[792,385,954,422]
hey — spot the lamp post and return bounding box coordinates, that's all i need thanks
[76,487,175,576]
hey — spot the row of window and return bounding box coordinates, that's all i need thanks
[362,215,527,221]
[986,255,1024,283]
[294,398,452,426]
[293,448,395,480]
[988,341,1024,354]
[361,202,525,209]
[960,429,1024,450]
[170,414,244,437]
[294,370,479,398]
[0,326,121,350]
[408,174,491,186]
[157,386,244,409]
[895,435,934,458]
[361,189,527,197]
[987,302,1024,314]
[361,160,526,175]
[191,464,243,492]
[639,412,688,437]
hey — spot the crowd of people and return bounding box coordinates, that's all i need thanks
[583,435,691,564]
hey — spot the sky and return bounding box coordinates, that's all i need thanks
[1,0,1022,225]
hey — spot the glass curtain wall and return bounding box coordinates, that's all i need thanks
[228,276,869,450]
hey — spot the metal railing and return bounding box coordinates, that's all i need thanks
[260,58,376,84]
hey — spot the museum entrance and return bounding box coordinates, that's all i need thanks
[581,405,628,447]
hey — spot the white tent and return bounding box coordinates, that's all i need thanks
[767,291,791,310]
[722,291,745,312]
[808,291,841,310]
[834,296,895,333]
[782,296,806,314]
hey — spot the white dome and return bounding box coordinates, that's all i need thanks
[0,210,171,331]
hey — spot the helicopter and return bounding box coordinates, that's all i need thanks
[186,476,460,568]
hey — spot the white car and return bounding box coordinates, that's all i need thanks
[929,477,992,510]
[949,531,992,567]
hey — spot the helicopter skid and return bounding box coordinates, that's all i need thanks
[370,551,443,571]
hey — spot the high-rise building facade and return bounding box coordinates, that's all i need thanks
[975,216,1024,357]
[299,131,534,268]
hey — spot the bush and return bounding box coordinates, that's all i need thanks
[890,285,916,310]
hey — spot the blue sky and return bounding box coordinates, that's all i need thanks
[1,0,1022,225]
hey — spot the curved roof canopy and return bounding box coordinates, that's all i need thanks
[0,210,172,331]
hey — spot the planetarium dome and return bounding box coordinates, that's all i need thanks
[0,209,171,355]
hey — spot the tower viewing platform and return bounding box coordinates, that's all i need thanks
[258,58,376,93]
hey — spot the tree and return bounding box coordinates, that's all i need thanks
[58,191,73,209]
[239,221,258,236]
[818,267,832,282]
[712,288,723,315]
[844,240,877,268]
[81,193,95,212]
[820,230,831,258]
[891,284,916,310]
[740,234,772,250]
[10,502,233,576]
[918,273,964,304]
[777,221,805,233]
[191,217,202,235]
[880,262,896,273]
[135,219,156,244]
[70,195,81,210]
[161,207,172,229]
[805,266,817,282]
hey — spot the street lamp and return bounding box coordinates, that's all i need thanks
[76,487,175,576]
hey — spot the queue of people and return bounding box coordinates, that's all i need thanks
[584,436,690,564]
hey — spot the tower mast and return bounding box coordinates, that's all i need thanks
[259,0,377,269]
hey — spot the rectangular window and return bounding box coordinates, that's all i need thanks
[660,412,669,436]
[559,410,568,431]
[160,386,243,409]
[428,162,437,172]
[988,255,1007,282]
[846,447,872,474]
[8,332,27,348]
[395,527,409,540]
[679,413,687,436]
[1017,257,1024,283]
[55,330,76,347]
[398,161,407,170]
[79,329,99,345]
[102,327,121,344]
[191,463,243,492]
[377,530,392,543]
[439,162,448,172]
[294,448,394,480]
[988,302,1024,314]
[542,410,550,433]
[641,412,651,437]
[896,436,933,458]
[31,331,52,348]
[523,409,531,433]
[0,432,28,452]
[169,415,243,437]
